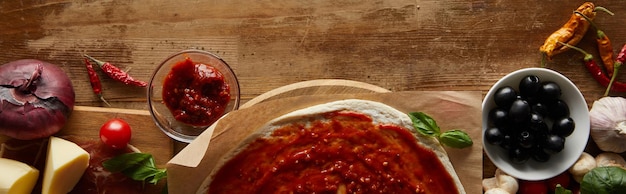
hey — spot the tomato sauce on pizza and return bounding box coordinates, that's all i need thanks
[209,111,459,194]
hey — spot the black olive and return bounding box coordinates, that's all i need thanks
[548,100,570,119]
[543,134,565,154]
[531,147,551,162]
[552,117,575,137]
[489,108,509,127]
[539,82,562,104]
[485,127,505,145]
[518,130,535,149]
[494,86,518,108]
[529,113,545,129]
[509,147,530,164]
[508,99,531,124]
[500,134,514,150]
[531,102,548,116]
[519,75,541,99]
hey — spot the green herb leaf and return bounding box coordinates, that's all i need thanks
[103,152,153,172]
[150,170,168,185]
[103,152,167,185]
[581,166,626,194]
[407,112,440,137]
[555,184,572,194]
[439,130,473,148]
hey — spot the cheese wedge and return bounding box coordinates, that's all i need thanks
[0,158,39,194]
[42,136,89,194]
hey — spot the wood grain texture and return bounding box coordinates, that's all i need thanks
[0,106,173,166]
[0,106,170,193]
[2,0,626,190]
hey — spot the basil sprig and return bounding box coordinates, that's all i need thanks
[103,152,167,185]
[408,112,473,148]
[555,184,572,194]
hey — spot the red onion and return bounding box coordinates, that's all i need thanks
[0,59,75,140]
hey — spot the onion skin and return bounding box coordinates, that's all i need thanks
[0,59,75,140]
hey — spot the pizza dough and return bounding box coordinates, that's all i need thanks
[199,99,466,194]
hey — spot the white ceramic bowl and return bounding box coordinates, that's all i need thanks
[148,50,240,143]
[482,68,589,180]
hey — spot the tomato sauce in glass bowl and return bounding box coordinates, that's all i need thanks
[148,50,240,143]
[162,57,231,126]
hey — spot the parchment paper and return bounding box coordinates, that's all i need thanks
[167,91,483,194]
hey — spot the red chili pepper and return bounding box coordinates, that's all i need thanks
[84,58,111,106]
[83,54,148,87]
[559,41,626,93]
[604,44,626,96]
[617,44,626,64]
[575,10,615,77]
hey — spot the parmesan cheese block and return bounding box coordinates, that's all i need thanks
[0,158,39,194]
[42,136,89,194]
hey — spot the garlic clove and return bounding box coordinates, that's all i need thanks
[590,97,626,153]
[483,169,518,194]
[485,188,511,194]
[495,169,518,194]
[482,177,498,191]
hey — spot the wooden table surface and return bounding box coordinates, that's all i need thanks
[2,0,625,188]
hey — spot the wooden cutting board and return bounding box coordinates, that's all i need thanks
[0,105,171,193]
[0,106,173,164]
[168,79,483,194]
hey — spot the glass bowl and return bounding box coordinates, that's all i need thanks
[482,67,589,180]
[148,50,240,143]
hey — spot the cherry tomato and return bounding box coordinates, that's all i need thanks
[519,180,548,194]
[547,172,571,192]
[100,118,132,149]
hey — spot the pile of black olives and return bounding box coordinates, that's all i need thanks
[485,75,575,164]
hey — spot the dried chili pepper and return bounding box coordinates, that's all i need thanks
[617,44,626,65]
[575,10,615,77]
[540,2,597,62]
[84,58,111,106]
[559,42,626,93]
[83,54,148,87]
[608,44,626,95]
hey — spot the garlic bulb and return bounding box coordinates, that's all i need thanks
[589,97,626,153]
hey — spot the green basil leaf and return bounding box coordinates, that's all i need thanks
[122,165,161,181]
[439,130,473,148]
[103,152,168,185]
[149,170,168,185]
[581,166,626,194]
[555,184,572,194]
[407,112,440,137]
[103,153,152,172]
